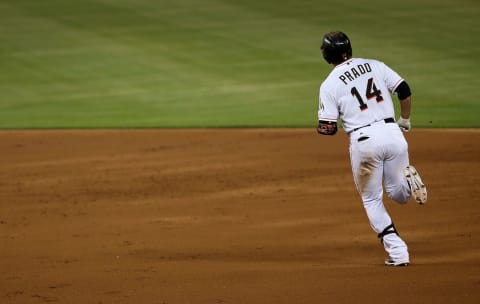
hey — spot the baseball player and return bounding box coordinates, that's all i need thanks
[316,31,427,266]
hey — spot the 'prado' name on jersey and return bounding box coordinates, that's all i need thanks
[339,63,372,85]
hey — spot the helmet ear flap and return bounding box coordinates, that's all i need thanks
[320,37,334,63]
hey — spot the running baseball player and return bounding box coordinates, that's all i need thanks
[316,31,427,266]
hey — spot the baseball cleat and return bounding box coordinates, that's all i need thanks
[404,165,427,205]
[385,259,410,267]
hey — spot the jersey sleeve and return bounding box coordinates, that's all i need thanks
[377,61,404,94]
[318,83,339,122]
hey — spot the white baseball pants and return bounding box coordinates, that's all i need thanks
[349,120,412,261]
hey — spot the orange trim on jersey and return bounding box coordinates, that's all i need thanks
[319,118,337,122]
[335,59,354,68]
[392,78,404,92]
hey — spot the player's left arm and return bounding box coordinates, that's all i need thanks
[379,60,413,132]
[395,81,412,132]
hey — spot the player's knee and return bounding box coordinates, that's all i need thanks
[386,186,409,204]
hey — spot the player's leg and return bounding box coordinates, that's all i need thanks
[355,163,409,264]
[350,135,409,264]
[383,127,410,204]
[383,124,427,205]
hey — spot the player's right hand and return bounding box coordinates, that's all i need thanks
[317,120,338,135]
[397,117,411,132]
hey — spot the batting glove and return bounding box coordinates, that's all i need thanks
[397,117,411,132]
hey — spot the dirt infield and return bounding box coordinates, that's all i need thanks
[1,129,479,304]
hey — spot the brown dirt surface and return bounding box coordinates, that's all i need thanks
[1,129,479,304]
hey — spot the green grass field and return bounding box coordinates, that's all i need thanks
[0,0,478,128]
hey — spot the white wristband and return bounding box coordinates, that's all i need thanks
[397,117,411,132]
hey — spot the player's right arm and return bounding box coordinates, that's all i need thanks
[317,82,339,136]
[317,119,338,135]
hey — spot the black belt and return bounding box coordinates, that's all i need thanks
[351,117,395,133]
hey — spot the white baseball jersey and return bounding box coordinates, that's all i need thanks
[318,58,404,133]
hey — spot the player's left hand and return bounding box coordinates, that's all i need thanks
[397,117,411,132]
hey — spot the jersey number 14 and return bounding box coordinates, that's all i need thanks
[350,78,384,111]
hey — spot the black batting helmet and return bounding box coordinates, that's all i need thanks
[320,31,352,64]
